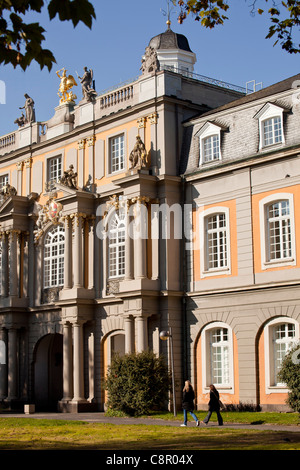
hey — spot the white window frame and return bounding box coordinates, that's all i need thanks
[0,173,9,191]
[255,102,285,150]
[196,122,222,165]
[43,225,65,288]
[264,317,299,394]
[47,155,62,183]
[108,209,126,278]
[259,193,296,270]
[199,206,231,278]
[109,134,125,174]
[201,322,234,394]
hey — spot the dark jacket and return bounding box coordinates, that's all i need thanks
[208,389,220,411]
[182,388,195,411]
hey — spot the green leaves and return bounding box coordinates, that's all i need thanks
[177,0,300,54]
[0,0,96,70]
[48,0,96,28]
[105,351,171,416]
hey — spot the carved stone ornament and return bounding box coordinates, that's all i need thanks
[33,197,63,244]
[60,164,78,189]
[42,287,62,304]
[106,279,120,295]
[129,135,150,169]
[141,46,159,75]
[0,183,17,199]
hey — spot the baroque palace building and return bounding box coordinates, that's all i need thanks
[0,23,299,412]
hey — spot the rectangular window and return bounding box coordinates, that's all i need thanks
[0,174,8,191]
[203,135,220,162]
[211,328,230,385]
[263,116,282,146]
[110,134,125,173]
[268,201,291,261]
[273,323,295,385]
[47,156,62,182]
[206,213,227,270]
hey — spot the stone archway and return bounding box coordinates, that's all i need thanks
[33,333,63,411]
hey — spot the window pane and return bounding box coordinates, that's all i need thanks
[203,135,220,162]
[111,135,125,173]
[108,210,126,278]
[206,213,227,269]
[0,174,8,191]
[273,323,296,385]
[263,117,282,146]
[48,156,62,182]
[210,328,230,385]
[44,225,65,288]
[268,201,291,260]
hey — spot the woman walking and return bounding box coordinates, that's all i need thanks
[181,380,199,427]
[201,384,223,426]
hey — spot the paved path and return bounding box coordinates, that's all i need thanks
[0,412,299,433]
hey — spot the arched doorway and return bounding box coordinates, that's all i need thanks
[33,333,63,411]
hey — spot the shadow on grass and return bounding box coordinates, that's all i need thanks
[0,427,300,451]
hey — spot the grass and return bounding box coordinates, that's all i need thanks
[139,410,300,426]
[0,412,299,450]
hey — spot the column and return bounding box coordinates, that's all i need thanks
[1,232,8,297]
[0,328,7,400]
[125,210,134,280]
[88,331,95,402]
[136,316,148,353]
[9,231,19,297]
[88,218,95,290]
[134,200,147,279]
[63,216,72,289]
[124,316,134,354]
[16,161,23,195]
[7,328,18,400]
[77,139,85,189]
[62,322,73,401]
[72,322,85,402]
[73,214,83,288]
[24,157,32,196]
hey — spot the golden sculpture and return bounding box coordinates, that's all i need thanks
[56,68,77,105]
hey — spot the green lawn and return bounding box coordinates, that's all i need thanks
[140,409,300,426]
[0,413,299,450]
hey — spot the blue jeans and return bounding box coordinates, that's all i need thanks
[183,409,198,425]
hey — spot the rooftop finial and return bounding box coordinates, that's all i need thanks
[161,0,175,30]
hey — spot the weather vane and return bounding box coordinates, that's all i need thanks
[160,0,175,29]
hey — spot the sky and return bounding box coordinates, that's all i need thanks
[0,0,299,137]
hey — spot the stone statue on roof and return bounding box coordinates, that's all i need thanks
[14,93,36,127]
[77,67,97,102]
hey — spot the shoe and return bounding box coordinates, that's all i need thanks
[196,421,199,426]
[200,421,207,425]
[180,424,187,427]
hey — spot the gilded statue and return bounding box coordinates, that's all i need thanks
[56,68,77,105]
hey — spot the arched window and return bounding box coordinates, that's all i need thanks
[44,225,65,288]
[264,318,299,391]
[108,210,125,278]
[201,322,234,393]
[259,193,296,269]
[199,206,231,277]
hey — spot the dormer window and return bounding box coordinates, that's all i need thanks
[254,103,286,150]
[197,122,223,165]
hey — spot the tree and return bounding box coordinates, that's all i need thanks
[174,0,300,54]
[0,0,96,71]
[277,342,300,413]
[105,351,171,416]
